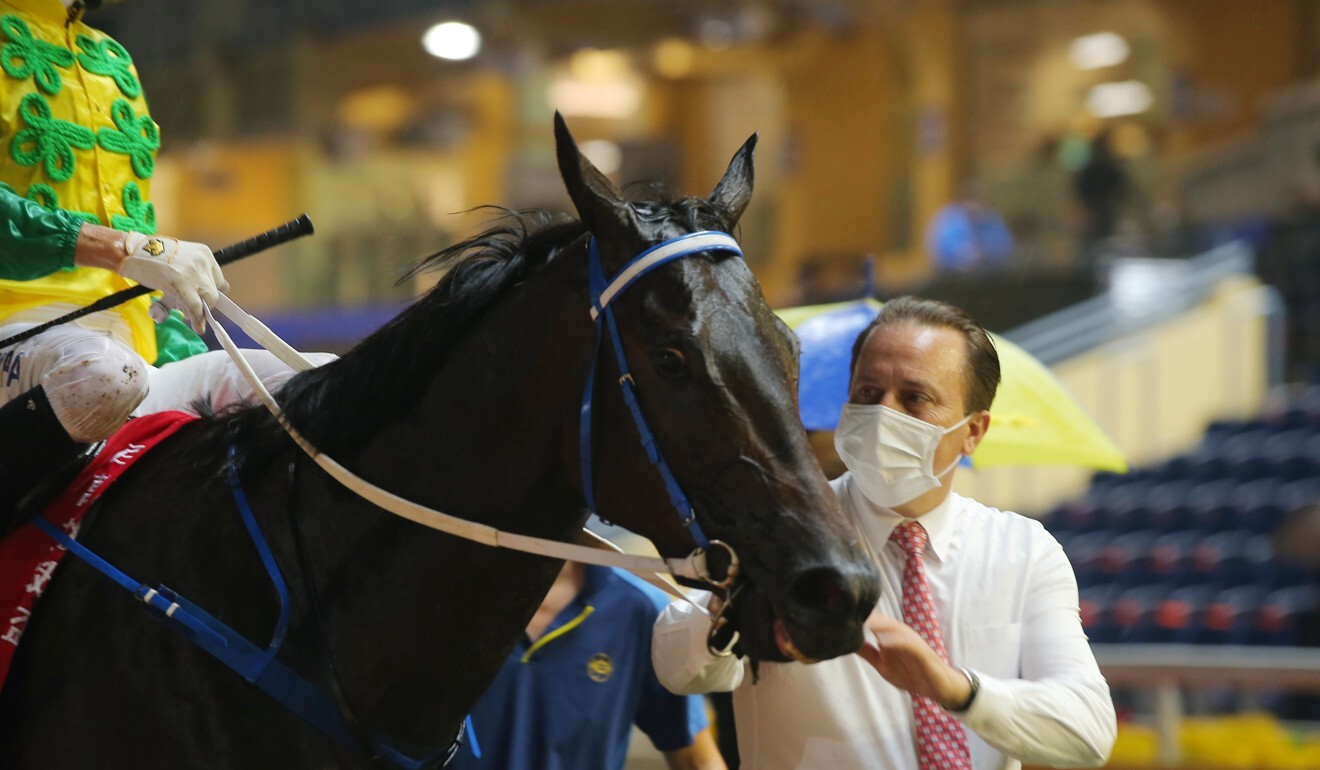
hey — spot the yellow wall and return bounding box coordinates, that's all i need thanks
[953,274,1271,516]
[1157,0,1306,161]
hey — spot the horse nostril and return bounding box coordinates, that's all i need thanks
[789,567,852,615]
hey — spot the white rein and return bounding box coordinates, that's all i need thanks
[203,296,709,599]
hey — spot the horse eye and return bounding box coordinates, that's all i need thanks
[652,347,688,378]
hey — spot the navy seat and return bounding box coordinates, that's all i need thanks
[1252,586,1320,646]
[1187,479,1239,533]
[1100,531,1155,588]
[1193,532,1257,588]
[1145,480,1196,533]
[1261,429,1320,481]
[1100,485,1151,534]
[1278,478,1320,513]
[1049,498,1103,535]
[1201,585,1264,645]
[1150,585,1214,644]
[1063,531,1111,588]
[1147,532,1199,587]
[1220,429,1274,480]
[1111,586,1171,643]
[1079,586,1119,643]
[1230,479,1286,534]
[1180,449,1228,481]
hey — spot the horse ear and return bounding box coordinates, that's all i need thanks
[710,132,757,226]
[554,112,636,240]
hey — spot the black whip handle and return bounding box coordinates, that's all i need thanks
[0,214,314,351]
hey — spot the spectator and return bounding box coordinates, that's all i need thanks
[652,296,1116,769]
[924,181,1015,272]
[452,561,726,770]
[1074,128,1131,263]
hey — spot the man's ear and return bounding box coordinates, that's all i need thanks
[961,410,992,456]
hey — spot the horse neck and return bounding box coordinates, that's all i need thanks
[279,256,598,744]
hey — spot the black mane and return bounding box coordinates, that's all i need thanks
[187,192,734,470]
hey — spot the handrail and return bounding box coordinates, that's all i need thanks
[1094,644,1320,691]
[1091,643,1320,765]
[1005,241,1256,365]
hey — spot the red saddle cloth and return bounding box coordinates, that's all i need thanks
[0,410,197,687]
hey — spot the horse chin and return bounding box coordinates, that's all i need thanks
[728,590,816,664]
[729,585,865,664]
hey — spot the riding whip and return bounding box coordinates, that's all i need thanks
[0,213,315,351]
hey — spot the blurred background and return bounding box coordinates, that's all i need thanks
[94,0,1320,767]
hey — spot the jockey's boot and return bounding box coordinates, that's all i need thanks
[0,386,83,539]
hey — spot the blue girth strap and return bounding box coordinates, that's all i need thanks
[32,455,465,769]
[577,231,744,549]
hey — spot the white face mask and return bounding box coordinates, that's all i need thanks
[834,403,973,508]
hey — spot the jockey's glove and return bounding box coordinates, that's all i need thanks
[117,233,229,333]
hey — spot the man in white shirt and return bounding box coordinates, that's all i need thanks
[652,296,1116,770]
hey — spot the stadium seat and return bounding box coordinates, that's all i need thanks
[1065,531,1113,588]
[1277,478,1320,513]
[1252,586,1320,646]
[1260,429,1319,481]
[1152,585,1215,644]
[1200,586,1263,645]
[1219,430,1273,481]
[1187,480,1239,533]
[1048,498,1103,535]
[1193,532,1255,588]
[1079,586,1119,643]
[1100,485,1152,534]
[1145,480,1196,533]
[1148,532,1199,587]
[1101,531,1156,588]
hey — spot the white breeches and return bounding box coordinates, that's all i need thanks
[0,322,335,442]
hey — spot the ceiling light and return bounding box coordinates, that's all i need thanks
[1070,32,1129,70]
[422,21,481,61]
[1086,80,1152,118]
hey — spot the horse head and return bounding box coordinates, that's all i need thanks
[554,114,880,663]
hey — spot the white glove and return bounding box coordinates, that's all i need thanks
[118,233,229,332]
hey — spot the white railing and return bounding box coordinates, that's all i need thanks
[1093,644,1320,765]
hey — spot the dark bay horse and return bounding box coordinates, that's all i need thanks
[0,115,880,768]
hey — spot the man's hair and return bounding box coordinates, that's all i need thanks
[848,296,1002,413]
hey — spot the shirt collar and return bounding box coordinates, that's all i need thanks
[843,472,959,563]
[5,0,83,24]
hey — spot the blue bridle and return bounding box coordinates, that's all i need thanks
[578,230,744,553]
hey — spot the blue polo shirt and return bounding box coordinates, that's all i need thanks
[451,566,707,770]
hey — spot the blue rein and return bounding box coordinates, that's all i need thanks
[578,230,744,550]
[32,454,466,769]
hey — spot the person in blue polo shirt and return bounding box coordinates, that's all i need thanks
[452,561,726,770]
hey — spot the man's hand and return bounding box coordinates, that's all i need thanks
[117,232,228,332]
[856,612,971,710]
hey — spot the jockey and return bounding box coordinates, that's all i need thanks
[0,0,332,535]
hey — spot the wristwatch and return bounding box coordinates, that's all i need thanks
[950,667,980,712]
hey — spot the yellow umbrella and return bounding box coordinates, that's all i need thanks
[778,299,1128,472]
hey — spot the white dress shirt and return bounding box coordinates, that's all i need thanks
[652,473,1117,770]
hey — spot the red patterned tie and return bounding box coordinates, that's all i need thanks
[890,520,973,770]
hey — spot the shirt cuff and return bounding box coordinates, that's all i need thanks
[953,669,1010,732]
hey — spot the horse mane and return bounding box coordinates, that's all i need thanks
[186,190,735,471]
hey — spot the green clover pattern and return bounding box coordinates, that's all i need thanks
[0,15,74,95]
[97,99,158,179]
[75,34,139,99]
[110,181,154,234]
[10,92,96,183]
